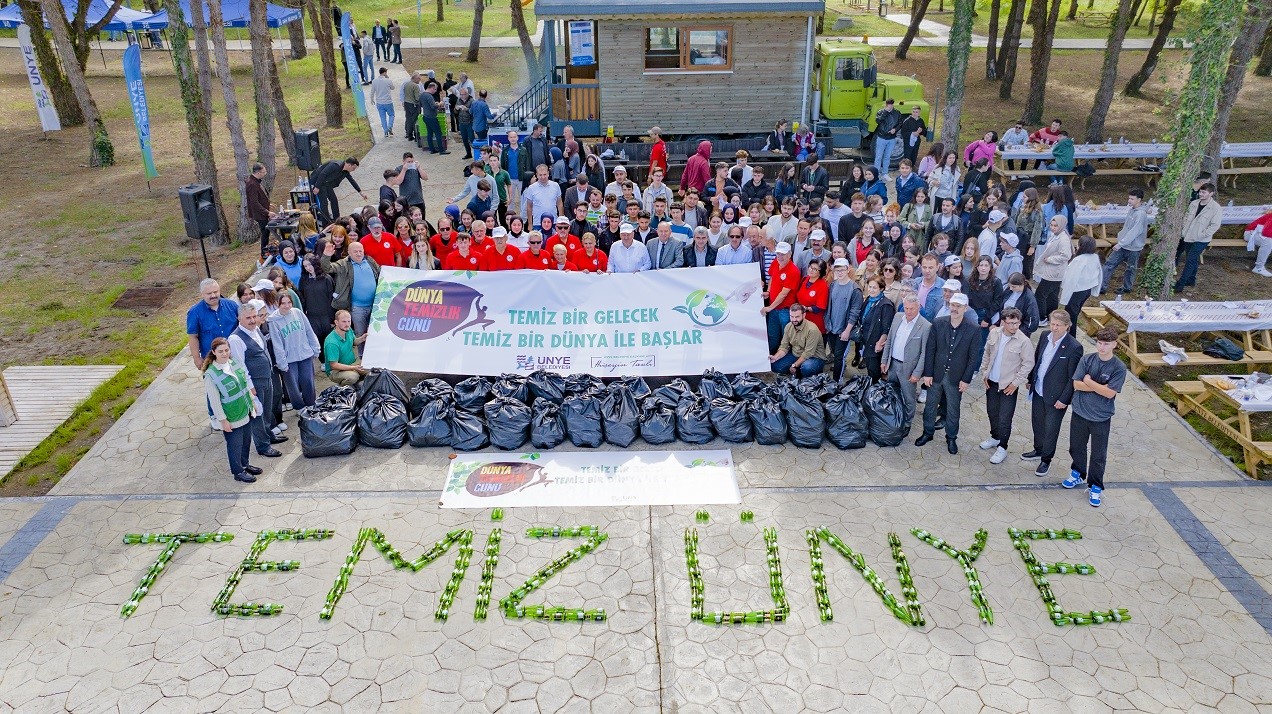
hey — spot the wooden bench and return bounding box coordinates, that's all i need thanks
[1218,164,1272,190]
[1129,349,1272,377]
[1077,10,1116,25]
[993,167,1075,185]
[1079,306,1111,335]
[1165,380,1206,414]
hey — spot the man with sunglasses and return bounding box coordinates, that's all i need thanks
[716,227,754,265]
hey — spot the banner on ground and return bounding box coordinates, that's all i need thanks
[440,450,740,508]
[122,45,158,180]
[18,25,61,133]
[340,12,366,118]
[362,264,770,377]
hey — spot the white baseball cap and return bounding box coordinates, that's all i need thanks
[775,242,792,254]
[619,223,635,234]
[833,258,850,268]
[942,279,962,292]
[988,209,1008,223]
[950,292,970,305]
[943,255,960,267]
[810,229,827,242]
[1000,232,1019,247]
[738,217,753,227]
[491,226,508,238]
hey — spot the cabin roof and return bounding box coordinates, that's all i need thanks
[534,0,825,18]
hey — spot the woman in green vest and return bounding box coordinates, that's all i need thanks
[203,337,262,484]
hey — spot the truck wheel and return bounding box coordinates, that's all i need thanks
[867,136,906,170]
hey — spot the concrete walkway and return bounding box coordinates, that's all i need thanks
[878,13,1190,48]
[0,25,543,51]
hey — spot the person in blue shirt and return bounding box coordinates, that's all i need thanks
[187,279,240,371]
[860,165,888,202]
[471,89,496,143]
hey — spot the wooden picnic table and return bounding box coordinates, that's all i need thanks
[992,141,1272,188]
[1100,299,1272,376]
[1075,203,1269,244]
[1171,375,1272,477]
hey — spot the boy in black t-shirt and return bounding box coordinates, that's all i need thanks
[1063,326,1127,507]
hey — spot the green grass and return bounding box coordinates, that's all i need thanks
[952,0,1203,40]
[822,7,929,37]
[338,0,531,38]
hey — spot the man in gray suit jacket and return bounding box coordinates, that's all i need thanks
[647,222,686,270]
[879,293,931,431]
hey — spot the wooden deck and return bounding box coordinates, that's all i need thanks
[0,365,123,478]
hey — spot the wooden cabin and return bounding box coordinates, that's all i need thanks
[502,0,826,137]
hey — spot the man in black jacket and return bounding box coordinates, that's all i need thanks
[916,293,980,454]
[898,105,927,166]
[517,124,552,185]
[873,98,902,179]
[682,228,718,267]
[310,157,365,224]
[1023,310,1084,476]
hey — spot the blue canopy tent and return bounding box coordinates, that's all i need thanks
[0,0,302,29]
[0,0,156,30]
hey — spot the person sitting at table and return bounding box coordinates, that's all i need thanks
[1001,121,1030,171]
[1041,130,1075,184]
[963,131,998,169]
[1245,208,1272,278]
[1028,118,1064,169]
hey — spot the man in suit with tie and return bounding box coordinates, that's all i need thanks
[880,294,931,432]
[915,292,980,454]
[647,222,685,270]
[1023,310,1084,477]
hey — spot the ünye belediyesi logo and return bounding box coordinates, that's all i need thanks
[386,281,488,340]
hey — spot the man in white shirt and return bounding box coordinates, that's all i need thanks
[765,198,799,245]
[520,165,563,224]
[716,225,754,265]
[978,209,1007,260]
[370,67,396,137]
[820,191,850,240]
[881,294,930,430]
[607,224,652,273]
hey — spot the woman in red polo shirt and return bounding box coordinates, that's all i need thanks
[441,234,482,270]
[795,258,829,333]
[572,232,608,273]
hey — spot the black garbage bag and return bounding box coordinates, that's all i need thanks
[357,368,410,408]
[600,388,640,447]
[315,385,358,412]
[408,378,454,417]
[528,370,566,404]
[564,373,605,397]
[562,394,603,448]
[709,397,753,443]
[782,389,824,448]
[530,400,567,449]
[448,409,489,451]
[454,376,493,412]
[651,378,694,409]
[612,375,652,399]
[675,395,715,444]
[407,397,453,447]
[865,381,907,447]
[798,373,838,402]
[356,394,409,449]
[299,405,358,457]
[639,397,677,445]
[824,392,869,450]
[747,396,788,445]
[699,369,736,401]
[765,377,795,402]
[491,373,530,404]
[731,372,765,401]
[839,375,873,405]
[484,397,531,450]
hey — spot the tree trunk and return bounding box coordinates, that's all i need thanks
[287,18,307,59]
[306,0,342,127]
[37,0,112,166]
[1083,0,1136,142]
[16,0,83,126]
[466,0,485,63]
[1067,0,1079,20]
[69,0,123,71]
[896,0,933,58]
[207,0,255,243]
[1202,0,1272,174]
[1022,0,1063,124]
[510,0,539,78]
[269,52,298,166]
[165,0,229,244]
[437,0,443,22]
[941,0,975,147]
[1142,0,1244,298]
[986,0,1002,79]
[1123,0,1182,95]
[997,0,1028,93]
[250,0,278,193]
[189,0,215,117]
[1258,26,1272,76]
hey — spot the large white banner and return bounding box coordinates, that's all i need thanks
[363,264,770,377]
[440,450,740,508]
[18,25,61,133]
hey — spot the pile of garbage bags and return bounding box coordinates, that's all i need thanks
[300,369,911,456]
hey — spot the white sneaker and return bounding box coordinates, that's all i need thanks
[276,423,288,432]
[271,425,282,436]
[918,389,927,404]
[1254,266,1272,278]
[990,447,1008,464]
[979,437,1000,450]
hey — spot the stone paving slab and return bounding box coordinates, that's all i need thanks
[52,350,1242,498]
[0,487,1269,711]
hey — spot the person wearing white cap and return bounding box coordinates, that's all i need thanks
[996,232,1024,284]
[916,291,980,454]
[977,208,1008,259]
[604,165,642,204]
[824,257,864,381]
[936,279,960,319]
[227,299,284,459]
[481,226,523,271]
[762,242,800,353]
[797,229,831,274]
[606,223,652,273]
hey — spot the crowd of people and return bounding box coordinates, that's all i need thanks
[191,107,1272,507]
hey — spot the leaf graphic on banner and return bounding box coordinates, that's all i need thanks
[520,453,542,461]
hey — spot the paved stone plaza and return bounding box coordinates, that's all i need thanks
[0,350,1270,712]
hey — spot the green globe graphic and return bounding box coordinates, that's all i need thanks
[675,290,730,327]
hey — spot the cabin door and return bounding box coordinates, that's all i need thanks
[552,19,600,134]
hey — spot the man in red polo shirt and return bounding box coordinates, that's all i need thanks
[441,234,482,271]
[361,217,409,267]
[481,227,523,271]
[762,242,800,354]
[545,216,582,256]
[430,215,459,263]
[521,232,552,270]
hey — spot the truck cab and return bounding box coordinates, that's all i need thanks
[813,39,930,155]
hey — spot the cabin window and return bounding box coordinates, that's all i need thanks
[644,26,733,71]
[834,57,865,81]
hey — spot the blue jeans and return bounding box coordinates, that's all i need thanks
[874,137,897,174]
[376,103,395,134]
[772,353,825,377]
[361,53,374,82]
[422,115,443,153]
[796,143,826,162]
[281,360,317,410]
[223,423,252,478]
[1174,241,1207,290]
[1101,247,1141,294]
[765,308,790,354]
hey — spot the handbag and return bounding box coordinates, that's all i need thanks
[1202,337,1246,362]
